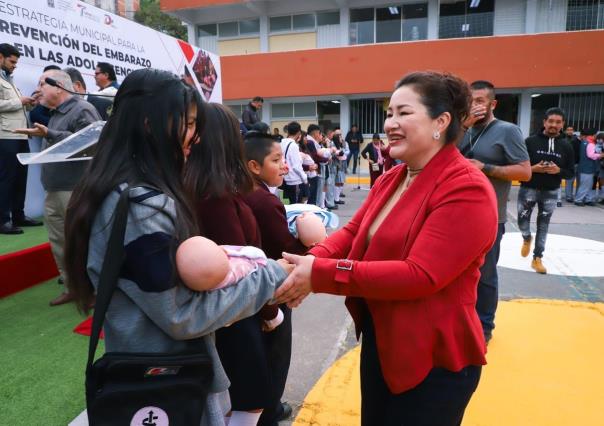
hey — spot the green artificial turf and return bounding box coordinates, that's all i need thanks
[0,280,101,425]
[0,222,49,256]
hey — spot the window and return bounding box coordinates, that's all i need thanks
[239,19,260,35]
[403,3,428,41]
[293,14,316,30]
[350,8,375,44]
[215,19,260,38]
[439,0,495,39]
[350,99,388,135]
[566,0,604,30]
[295,102,317,117]
[350,4,428,45]
[198,24,217,38]
[317,11,340,26]
[376,6,402,43]
[218,22,238,38]
[270,14,317,33]
[226,104,246,119]
[272,102,317,119]
[272,103,294,118]
[270,16,291,32]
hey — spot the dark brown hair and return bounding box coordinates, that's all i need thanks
[396,71,471,145]
[184,102,254,199]
[65,69,201,314]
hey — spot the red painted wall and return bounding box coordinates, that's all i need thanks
[221,31,604,100]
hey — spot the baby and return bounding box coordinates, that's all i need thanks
[176,236,283,331]
[295,212,327,247]
[285,204,339,247]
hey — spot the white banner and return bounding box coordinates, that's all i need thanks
[0,0,222,102]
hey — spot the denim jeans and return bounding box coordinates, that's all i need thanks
[476,223,505,340]
[575,172,596,203]
[517,187,558,258]
[347,147,360,174]
[564,165,579,201]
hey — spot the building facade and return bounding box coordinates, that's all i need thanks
[81,0,141,19]
[161,0,604,138]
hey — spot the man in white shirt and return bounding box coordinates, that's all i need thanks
[280,121,307,204]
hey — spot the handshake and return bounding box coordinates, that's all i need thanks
[275,252,315,309]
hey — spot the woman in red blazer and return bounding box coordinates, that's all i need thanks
[275,72,498,425]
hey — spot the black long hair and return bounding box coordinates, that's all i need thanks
[183,102,253,200]
[65,68,203,313]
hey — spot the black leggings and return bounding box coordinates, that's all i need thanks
[360,315,481,426]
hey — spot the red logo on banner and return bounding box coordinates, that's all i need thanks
[178,40,194,63]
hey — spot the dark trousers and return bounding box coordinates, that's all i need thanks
[282,183,299,205]
[215,315,271,410]
[347,146,360,174]
[475,222,505,340]
[369,164,383,188]
[360,315,481,426]
[517,187,558,258]
[258,306,293,426]
[0,139,29,225]
[307,176,319,205]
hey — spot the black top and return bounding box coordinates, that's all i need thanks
[521,132,575,191]
[345,130,363,146]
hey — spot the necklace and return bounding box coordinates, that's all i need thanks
[469,118,497,153]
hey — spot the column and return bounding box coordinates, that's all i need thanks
[259,15,269,52]
[427,0,439,39]
[525,0,538,34]
[187,23,197,46]
[340,97,350,133]
[262,100,271,124]
[518,90,532,138]
[340,7,350,46]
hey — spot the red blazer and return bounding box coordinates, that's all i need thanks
[309,144,498,393]
[243,183,307,260]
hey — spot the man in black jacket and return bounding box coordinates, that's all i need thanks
[345,124,363,174]
[242,96,263,130]
[517,108,574,274]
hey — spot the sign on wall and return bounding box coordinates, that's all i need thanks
[0,0,222,102]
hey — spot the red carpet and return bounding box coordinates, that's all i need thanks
[73,316,104,338]
[0,243,59,298]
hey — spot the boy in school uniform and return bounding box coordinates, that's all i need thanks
[242,132,313,425]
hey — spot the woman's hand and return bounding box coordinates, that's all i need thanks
[276,258,295,275]
[273,253,315,308]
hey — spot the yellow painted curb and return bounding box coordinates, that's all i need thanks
[294,346,361,425]
[294,299,604,426]
[345,176,370,184]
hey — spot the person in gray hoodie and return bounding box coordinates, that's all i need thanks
[64,69,290,426]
